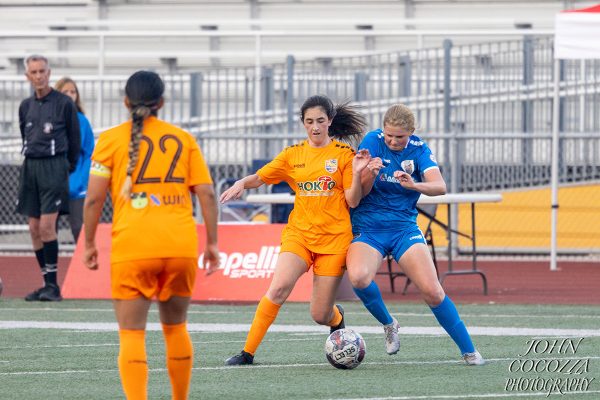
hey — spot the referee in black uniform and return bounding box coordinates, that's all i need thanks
[17,55,81,301]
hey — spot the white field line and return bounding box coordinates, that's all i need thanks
[397,313,600,320]
[0,307,237,314]
[2,357,600,376]
[2,307,599,319]
[1,321,600,337]
[332,391,600,400]
[0,337,313,350]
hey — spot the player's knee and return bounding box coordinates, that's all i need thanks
[422,285,445,306]
[266,285,292,304]
[38,225,57,241]
[346,267,371,289]
[28,229,41,243]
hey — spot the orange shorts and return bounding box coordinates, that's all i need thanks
[280,231,346,277]
[111,257,197,301]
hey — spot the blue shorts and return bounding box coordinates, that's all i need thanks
[351,226,426,262]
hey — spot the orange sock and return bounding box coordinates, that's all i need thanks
[243,296,281,355]
[118,329,148,400]
[327,305,342,328]
[162,322,193,400]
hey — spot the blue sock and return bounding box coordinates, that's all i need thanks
[430,295,475,355]
[353,281,393,325]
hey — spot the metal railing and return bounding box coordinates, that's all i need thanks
[1,35,599,250]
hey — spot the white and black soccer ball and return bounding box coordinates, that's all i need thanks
[325,328,366,369]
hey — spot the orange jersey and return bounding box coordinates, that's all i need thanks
[90,116,213,263]
[257,139,355,254]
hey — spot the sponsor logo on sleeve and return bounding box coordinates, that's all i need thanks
[90,161,111,178]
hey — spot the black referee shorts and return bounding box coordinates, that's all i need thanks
[16,157,70,218]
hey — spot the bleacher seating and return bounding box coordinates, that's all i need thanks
[0,0,570,75]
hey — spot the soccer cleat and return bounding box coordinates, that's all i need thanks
[38,284,63,302]
[383,317,400,355]
[330,304,345,334]
[225,350,254,366]
[24,286,46,301]
[463,350,485,366]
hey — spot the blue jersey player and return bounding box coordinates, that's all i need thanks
[347,104,484,366]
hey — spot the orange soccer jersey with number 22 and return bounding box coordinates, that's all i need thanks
[90,116,212,263]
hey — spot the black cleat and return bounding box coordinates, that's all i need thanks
[38,284,63,302]
[25,286,46,301]
[225,350,254,366]
[330,304,345,334]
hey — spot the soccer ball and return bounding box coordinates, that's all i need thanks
[325,328,366,369]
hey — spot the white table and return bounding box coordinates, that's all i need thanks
[246,192,502,295]
[415,193,502,295]
[246,192,502,205]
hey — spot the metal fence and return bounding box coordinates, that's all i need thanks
[2,35,598,139]
[1,35,599,250]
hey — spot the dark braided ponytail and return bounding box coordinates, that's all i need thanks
[120,70,165,198]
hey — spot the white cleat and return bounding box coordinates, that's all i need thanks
[463,350,486,366]
[383,317,400,355]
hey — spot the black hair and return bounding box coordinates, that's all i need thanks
[300,95,366,148]
[125,70,165,115]
[120,70,165,198]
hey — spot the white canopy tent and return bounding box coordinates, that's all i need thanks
[551,4,600,270]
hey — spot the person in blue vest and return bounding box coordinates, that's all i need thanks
[55,77,95,243]
[347,104,485,365]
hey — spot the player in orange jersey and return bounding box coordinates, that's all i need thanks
[82,70,219,399]
[221,95,370,365]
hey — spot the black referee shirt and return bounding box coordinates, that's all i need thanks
[18,88,81,171]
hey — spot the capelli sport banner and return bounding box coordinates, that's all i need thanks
[62,224,313,301]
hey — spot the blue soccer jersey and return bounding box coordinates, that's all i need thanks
[351,129,439,232]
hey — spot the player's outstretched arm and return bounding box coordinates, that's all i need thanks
[219,174,265,203]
